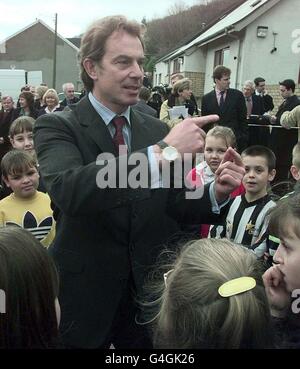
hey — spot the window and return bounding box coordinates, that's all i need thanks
[173,59,181,73]
[214,47,230,67]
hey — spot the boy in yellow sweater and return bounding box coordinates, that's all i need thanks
[0,150,55,247]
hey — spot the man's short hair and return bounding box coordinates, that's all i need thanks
[79,16,145,92]
[213,65,231,81]
[1,150,37,179]
[243,80,255,90]
[279,79,296,93]
[139,87,151,102]
[9,116,35,138]
[1,96,13,102]
[241,145,276,171]
[62,83,74,93]
[254,77,265,86]
[292,143,300,169]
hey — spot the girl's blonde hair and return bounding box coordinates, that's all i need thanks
[149,239,273,349]
[206,126,237,149]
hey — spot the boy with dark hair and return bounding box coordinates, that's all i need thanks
[0,150,55,247]
[210,145,276,257]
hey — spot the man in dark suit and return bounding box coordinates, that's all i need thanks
[132,86,157,117]
[60,82,80,107]
[201,65,248,152]
[34,16,244,349]
[269,79,300,182]
[254,77,274,113]
[242,80,266,147]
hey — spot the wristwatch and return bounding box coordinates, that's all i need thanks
[156,140,179,161]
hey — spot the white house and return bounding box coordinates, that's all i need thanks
[154,0,300,108]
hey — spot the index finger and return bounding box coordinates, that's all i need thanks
[221,147,244,167]
[191,114,219,129]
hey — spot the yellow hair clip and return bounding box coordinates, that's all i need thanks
[218,277,256,297]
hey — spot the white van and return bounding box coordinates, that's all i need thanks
[0,69,43,103]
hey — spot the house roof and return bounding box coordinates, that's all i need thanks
[0,19,79,52]
[157,0,279,63]
[67,37,81,48]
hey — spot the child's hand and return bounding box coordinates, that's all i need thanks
[263,265,290,317]
[214,148,245,202]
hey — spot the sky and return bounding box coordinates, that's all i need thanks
[0,0,200,41]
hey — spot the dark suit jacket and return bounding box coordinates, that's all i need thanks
[0,109,14,156]
[248,94,267,146]
[270,95,300,168]
[60,96,80,107]
[262,94,274,113]
[132,100,157,117]
[201,88,248,152]
[34,96,215,348]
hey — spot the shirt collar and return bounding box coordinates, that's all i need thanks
[215,87,227,95]
[88,92,131,126]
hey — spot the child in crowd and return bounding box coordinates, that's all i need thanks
[0,150,55,247]
[186,126,244,237]
[9,116,35,156]
[147,238,273,349]
[263,195,300,348]
[0,227,60,348]
[257,142,300,266]
[209,145,277,258]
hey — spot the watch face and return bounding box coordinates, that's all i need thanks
[163,146,178,161]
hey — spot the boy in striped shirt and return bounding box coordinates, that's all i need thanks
[210,145,276,257]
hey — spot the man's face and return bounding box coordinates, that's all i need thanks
[215,74,230,91]
[2,97,13,111]
[88,30,144,114]
[243,85,253,98]
[65,85,75,99]
[279,85,292,99]
[256,81,266,94]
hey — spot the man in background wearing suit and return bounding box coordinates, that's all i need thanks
[201,65,248,152]
[242,80,266,146]
[254,77,274,113]
[34,16,244,349]
[269,79,300,182]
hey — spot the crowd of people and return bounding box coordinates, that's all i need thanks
[0,14,300,349]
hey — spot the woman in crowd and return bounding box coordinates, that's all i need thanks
[38,89,63,116]
[159,78,196,128]
[11,91,38,120]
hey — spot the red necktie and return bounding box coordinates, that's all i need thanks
[112,116,127,155]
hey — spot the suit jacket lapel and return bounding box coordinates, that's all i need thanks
[76,97,116,155]
[211,90,220,114]
[221,89,232,114]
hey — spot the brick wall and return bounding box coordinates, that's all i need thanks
[183,72,205,99]
[267,84,300,113]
